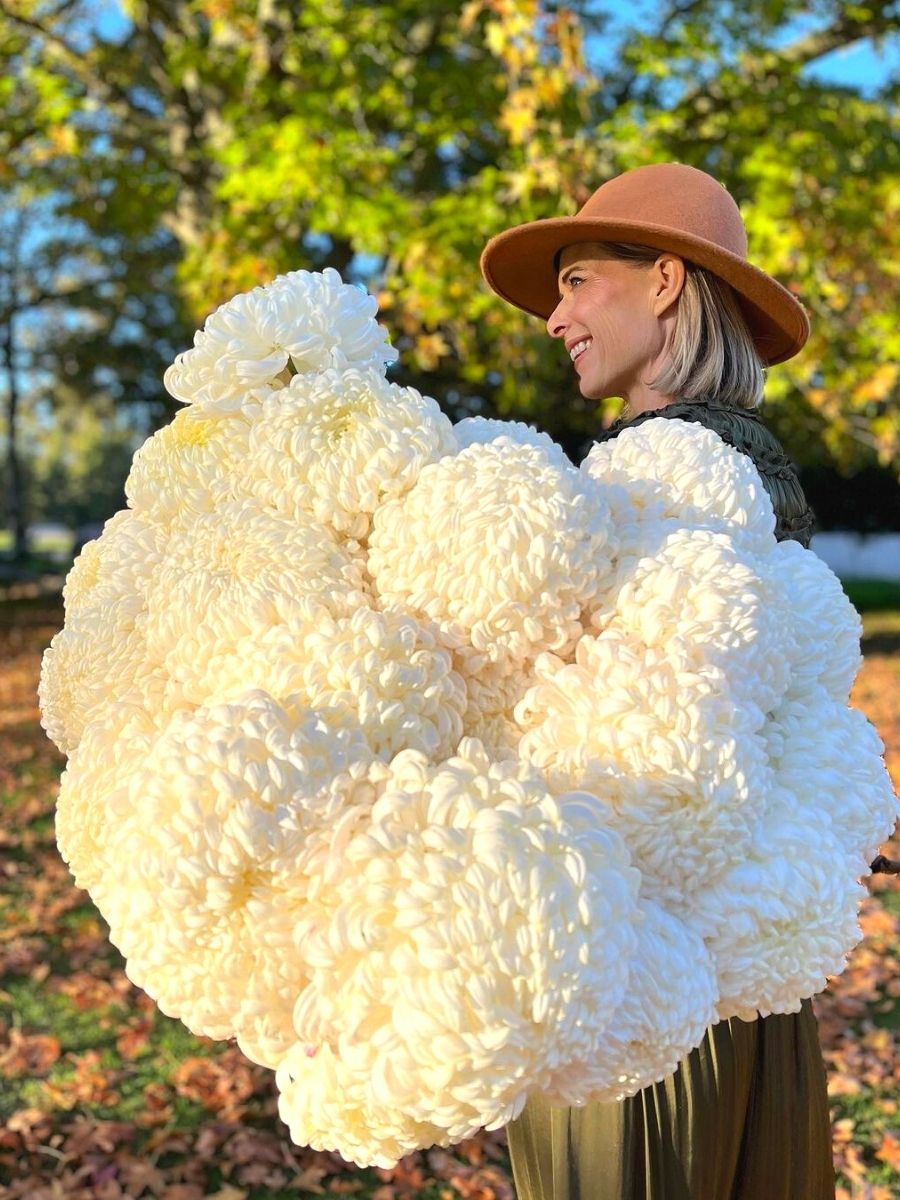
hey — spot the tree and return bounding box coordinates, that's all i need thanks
[0,0,191,555]
[1,0,897,478]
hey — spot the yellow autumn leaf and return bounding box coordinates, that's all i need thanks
[459,0,485,35]
[485,19,506,56]
[414,331,450,370]
[852,363,899,405]
[501,169,533,202]
[48,124,78,154]
[500,104,537,144]
[535,68,565,107]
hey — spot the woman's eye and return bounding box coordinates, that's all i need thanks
[568,275,584,287]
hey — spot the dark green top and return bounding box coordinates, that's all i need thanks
[594,398,816,549]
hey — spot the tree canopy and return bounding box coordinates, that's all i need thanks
[1,0,898,540]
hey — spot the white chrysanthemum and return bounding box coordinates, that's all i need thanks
[543,899,718,1105]
[125,402,262,528]
[91,690,375,1066]
[163,608,468,762]
[275,740,640,1168]
[768,538,863,700]
[453,416,572,468]
[455,656,539,761]
[240,366,456,541]
[369,441,617,671]
[163,267,399,410]
[516,629,771,905]
[591,528,793,718]
[39,510,169,754]
[691,808,867,1021]
[762,687,899,863]
[59,509,163,622]
[142,497,371,693]
[582,419,776,556]
[55,703,160,895]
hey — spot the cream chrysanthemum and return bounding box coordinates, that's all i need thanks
[142,496,370,693]
[455,656,540,761]
[55,703,160,895]
[543,899,718,1105]
[767,538,863,700]
[690,808,867,1020]
[164,267,399,410]
[582,418,776,556]
[162,608,468,762]
[762,687,899,863]
[516,629,770,905]
[125,401,261,528]
[39,510,168,754]
[452,416,573,468]
[368,441,617,671]
[59,508,164,623]
[591,528,793,719]
[240,366,456,542]
[275,739,640,1168]
[89,690,375,1066]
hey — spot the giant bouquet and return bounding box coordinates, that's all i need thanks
[39,269,898,1168]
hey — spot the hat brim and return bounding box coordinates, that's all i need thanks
[480,216,810,366]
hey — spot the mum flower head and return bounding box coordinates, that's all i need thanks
[163,267,399,410]
[276,739,640,1167]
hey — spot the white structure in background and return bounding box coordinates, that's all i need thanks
[811,533,900,582]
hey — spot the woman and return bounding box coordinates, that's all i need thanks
[479,162,834,1200]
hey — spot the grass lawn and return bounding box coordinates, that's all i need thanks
[1,595,898,1200]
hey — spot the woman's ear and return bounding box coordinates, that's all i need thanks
[650,254,686,316]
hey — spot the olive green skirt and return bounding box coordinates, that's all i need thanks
[505,999,834,1200]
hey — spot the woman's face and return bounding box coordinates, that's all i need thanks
[546,241,682,407]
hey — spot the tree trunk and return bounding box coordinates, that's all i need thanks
[1,308,27,560]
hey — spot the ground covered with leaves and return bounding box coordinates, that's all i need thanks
[1,596,898,1200]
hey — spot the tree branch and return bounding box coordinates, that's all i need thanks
[605,0,711,110]
[678,6,900,114]
[0,0,162,120]
[0,275,122,323]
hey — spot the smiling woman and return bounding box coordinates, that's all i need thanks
[480,162,834,1200]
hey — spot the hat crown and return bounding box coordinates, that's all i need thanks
[579,163,748,259]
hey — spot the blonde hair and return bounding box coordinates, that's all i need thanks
[559,240,766,410]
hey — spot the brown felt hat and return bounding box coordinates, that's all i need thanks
[479,162,810,365]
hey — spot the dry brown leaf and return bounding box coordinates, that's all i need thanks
[875,1129,900,1171]
[115,1016,154,1059]
[41,1051,121,1109]
[0,1029,61,1077]
[170,1051,259,1115]
[285,1164,328,1193]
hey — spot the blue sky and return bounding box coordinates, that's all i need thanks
[797,28,899,94]
[582,2,899,96]
[90,1,898,94]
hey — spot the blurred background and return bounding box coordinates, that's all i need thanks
[1,0,898,574]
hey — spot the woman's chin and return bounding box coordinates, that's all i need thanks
[576,373,604,400]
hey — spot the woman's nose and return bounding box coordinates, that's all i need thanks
[546,297,567,338]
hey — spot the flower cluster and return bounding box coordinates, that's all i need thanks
[40,268,898,1168]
